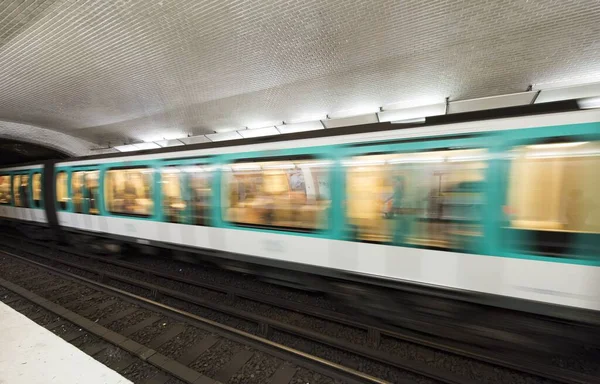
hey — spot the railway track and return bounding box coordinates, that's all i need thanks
[0,250,385,384]
[1,234,598,384]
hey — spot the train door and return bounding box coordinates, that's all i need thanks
[70,170,100,215]
[499,133,600,260]
[161,166,189,224]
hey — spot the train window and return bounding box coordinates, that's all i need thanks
[505,140,599,258]
[56,172,68,210]
[189,166,212,226]
[72,171,84,213]
[222,159,331,231]
[105,168,154,217]
[32,173,42,208]
[85,171,100,215]
[345,148,487,251]
[0,175,11,205]
[161,168,186,223]
[13,174,30,208]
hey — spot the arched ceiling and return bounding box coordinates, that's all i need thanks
[0,0,599,148]
[0,120,113,158]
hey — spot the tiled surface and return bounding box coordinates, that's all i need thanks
[0,0,599,145]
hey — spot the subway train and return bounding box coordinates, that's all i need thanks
[1,102,599,349]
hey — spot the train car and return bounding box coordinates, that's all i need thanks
[1,103,599,349]
[0,164,48,238]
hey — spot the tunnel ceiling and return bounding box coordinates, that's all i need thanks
[0,0,599,147]
[0,138,68,166]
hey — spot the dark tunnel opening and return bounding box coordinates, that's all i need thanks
[0,138,69,166]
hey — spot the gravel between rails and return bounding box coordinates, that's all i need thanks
[188,338,246,377]
[71,333,103,348]
[67,294,115,312]
[19,302,48,318]
[228,350,285,384]
[131,317,179,345]
[270,329,438,384]
[161,296,259,334]
[32,312,63,326]
[165,378,187,384]
[290,367,346,384]
[50,322,83,338]
[233,297,368,344]
[94,345,135,367]
[157,326,212,360]
[107,310,153,332]
[55,287,97,306]
[89,301,135,323]
[120,361,162,383]
[43,283,81,297]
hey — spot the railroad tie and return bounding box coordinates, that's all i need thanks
[142,372,171,384]
[268,363,298,384]
[98,307,138,326]
[44,319,67,330]
[176,335,220,366]
[147,324,186,350]
[121,315,162,337]
[79,298,118,316]
[213,349,254,383]
[81,343,108,357]
[62,292,104,309]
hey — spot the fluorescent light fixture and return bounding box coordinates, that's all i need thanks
[156,139,184,147]
[342,159,385,167]
[526,142,588,149]
[232,164,261,171]
[447,92,535,114]
[383,97,443,111]
[206,131,242,142]
[142,133,187,142]
[133,142,160,150]
[578,96,600,109]
[161,168,180,174]
[246,121,282,129]
[328,106,380,119]
[323,114,378,129]
[378,103,445,122]
[179,136,211,145]
[535,82,600,104]
[262,163,295,170]
[238,126,280,138]
[114,145,138,152]
[390,117,426,124]
[276,121,323,134]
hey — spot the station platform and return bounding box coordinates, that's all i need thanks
[0,301,131,384]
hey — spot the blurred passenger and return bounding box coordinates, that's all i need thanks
[124,179,136,213]
[386,176,406,244]
[19,179,29,208]
[566,189,587,231]
[88,180,98,212]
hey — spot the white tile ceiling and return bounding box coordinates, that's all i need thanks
[0,0,599,146]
